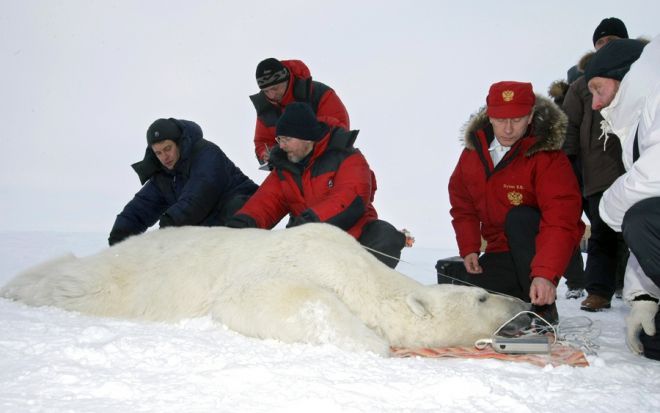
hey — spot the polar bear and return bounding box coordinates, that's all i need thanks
[0,224,529,356]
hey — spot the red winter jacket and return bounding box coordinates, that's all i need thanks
[235,126,377,238]
[448,96,585,284]
[249,60,350,163]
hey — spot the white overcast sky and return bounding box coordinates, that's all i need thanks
[1,0,659,248]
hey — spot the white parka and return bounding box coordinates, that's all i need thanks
[598,35,660,302]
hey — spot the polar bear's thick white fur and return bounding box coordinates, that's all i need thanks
[1,224,528,356]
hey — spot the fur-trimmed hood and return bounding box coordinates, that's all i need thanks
[548,80,569,105]
[578,51,595,73]
[461,95,568,156]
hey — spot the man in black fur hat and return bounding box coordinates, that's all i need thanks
[108,118,258,245]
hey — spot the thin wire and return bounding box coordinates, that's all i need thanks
[364,244,526,303]
[556,316,601,355]
[361,245,413,265]
[437,271,528,303]
[493,310,558,344]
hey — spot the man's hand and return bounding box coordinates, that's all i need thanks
[286,209,320,228]
[225,214,257,229]
[159,214,175,228]
[463,253,483,274]
[261,144,271,163]
[626,300,659,355]
[529,277,556,305]
[108,229,132,246]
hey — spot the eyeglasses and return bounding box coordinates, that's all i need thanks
[275,136,294,144]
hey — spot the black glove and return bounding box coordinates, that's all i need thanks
[108,229,133,246]
[159,214,175,228]
[287,209,320,228]
[225,214,257,229]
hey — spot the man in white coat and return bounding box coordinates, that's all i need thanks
[585,36,660,360]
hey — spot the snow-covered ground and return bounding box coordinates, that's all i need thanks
[1,231,659,412]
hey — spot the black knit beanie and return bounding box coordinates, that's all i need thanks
[585,39,646,83]
[256,58,289,89]
[276,103,327,142]
[146,118,182,145]
[592,17,628,46]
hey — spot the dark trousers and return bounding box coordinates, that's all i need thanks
[437,206,583,302]
[358,219,406,269]
[622,197,660,285]
[640,311,660,361]
[584,192,628,298]
[620,197,660,361]
[437,252,529,300]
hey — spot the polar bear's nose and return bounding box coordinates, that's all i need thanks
[498,313,533,337]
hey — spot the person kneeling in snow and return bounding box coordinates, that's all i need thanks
[584,36,660,360]
[108,118,258,245]
[226,102,407,269]
[441,81,585,324]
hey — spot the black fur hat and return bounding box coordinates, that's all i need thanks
[146,118,182,145]
[585,39,646,83]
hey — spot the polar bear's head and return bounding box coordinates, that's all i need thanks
[393,284,530,348]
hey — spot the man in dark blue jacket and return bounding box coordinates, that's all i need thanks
[108,118,258,245]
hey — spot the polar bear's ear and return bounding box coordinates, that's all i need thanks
[406,293,431,319]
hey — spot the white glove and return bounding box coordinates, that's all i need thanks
[626,300,659,355]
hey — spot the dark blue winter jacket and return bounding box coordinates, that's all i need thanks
[108,119,258,244]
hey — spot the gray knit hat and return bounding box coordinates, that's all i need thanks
[256,58,289,89]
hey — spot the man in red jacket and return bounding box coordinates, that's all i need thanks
[442,81,585,323]
[250,58,350,166]
[228,102,406,268]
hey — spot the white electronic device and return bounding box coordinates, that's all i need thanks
[491,336,551,354]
